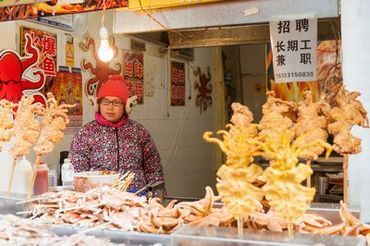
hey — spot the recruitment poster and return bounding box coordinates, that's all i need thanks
[170,61,185,106]
[123,50,144,104]
[270,15,317,83]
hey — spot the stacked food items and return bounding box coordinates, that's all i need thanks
[0,214,110,245]
[23,183,370,244]
[203,87,368,238]
[23,184,219,234]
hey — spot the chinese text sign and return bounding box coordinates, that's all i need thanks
[270,15,317,83]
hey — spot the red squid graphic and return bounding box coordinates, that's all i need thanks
[0,33,46,104]
[80,37,121,96]
[194,66,212,114]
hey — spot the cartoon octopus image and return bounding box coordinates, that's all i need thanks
[79,37,121,96]
[193,66,213,114]
[0,33,46,104]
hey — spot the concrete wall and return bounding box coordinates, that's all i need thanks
[341,0,370,222]
[239,44,267,122]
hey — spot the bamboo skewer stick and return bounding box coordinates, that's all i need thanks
[306,160,311,188]
[288,222,294,238]
[28,155,41,198]
[237,214,244,237]
[343,154,349,204]
[7,158,18,192]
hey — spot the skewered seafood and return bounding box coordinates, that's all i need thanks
[258,91,297,139]
[293,91,330,159]
[9,96,44,158]
[203,103,263,235]
[0,99,16,151]
[328,85,368,154]
[29,93,75,197]
[248,129,332,236]
[33,93,75,155]
[7,96,44,191]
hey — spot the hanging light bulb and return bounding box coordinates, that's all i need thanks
[98,26,114,63]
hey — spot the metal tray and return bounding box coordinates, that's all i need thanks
[49,225,170,246]
[171,224,366,246]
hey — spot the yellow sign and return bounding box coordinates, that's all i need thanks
[0,0,48,8]
[129,0,224,10]
[65,35,74,67]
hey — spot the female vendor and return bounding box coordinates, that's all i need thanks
[70,75,165,194]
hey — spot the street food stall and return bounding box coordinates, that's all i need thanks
[1,0,370,245]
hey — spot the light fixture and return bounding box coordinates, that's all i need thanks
[98,13,114,63]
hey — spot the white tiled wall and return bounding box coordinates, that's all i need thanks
[0,12,218,198]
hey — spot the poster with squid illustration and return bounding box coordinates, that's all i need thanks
[123,50,144,104]
[266,40,342,104]
[171,61,185,106]
[79,37,121,97]
[0,0,128,22]
[50,67,83,128]
[0,32,46,105]
[20,26,57,102]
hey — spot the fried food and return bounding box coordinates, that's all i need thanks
[9,96,44,157]
[216,164,263,220]
[203,103,263,223]
[258,91,297,139]
[248,129,331,227]
[328,85,368,154]
[33,93,75,155]
[293,91,330,159]
[0,99,16,151]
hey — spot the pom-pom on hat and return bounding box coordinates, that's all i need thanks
[97,75,129,103]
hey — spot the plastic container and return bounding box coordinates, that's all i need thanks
[48,169,57,187]
[33,163,49,196]
[61,158,74,186]
[12,157,33,195]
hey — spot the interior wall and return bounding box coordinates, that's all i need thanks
[239,44,267,122]
[0,11,217,198]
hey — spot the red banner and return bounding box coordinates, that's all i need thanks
[20,26,57,77]
[171,61,185,106]
[0,0,128,22]
[20,26,57,103]
[123,50,144,104]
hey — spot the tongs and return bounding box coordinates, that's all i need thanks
[134,180,165,198]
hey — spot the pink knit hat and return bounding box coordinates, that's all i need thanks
[97,75,129,103]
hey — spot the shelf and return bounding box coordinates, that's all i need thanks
[317,194,343,202]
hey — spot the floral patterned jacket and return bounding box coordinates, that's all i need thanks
[70,119,165,193]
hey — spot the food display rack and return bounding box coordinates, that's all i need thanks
[0,194,364,245]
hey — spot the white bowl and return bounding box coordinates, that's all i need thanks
[73,171,119,192]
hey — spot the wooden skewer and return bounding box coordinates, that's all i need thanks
[237,214,244,237]
[306,160,311,188]
[343,154,349,204]
[7,157,18,192]
[28,155,41,198]
[288,222,294,238]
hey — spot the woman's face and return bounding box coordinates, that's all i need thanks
[99,96,125,122]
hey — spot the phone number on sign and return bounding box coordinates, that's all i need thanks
[275,71,314,79]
